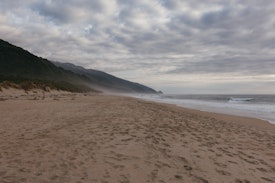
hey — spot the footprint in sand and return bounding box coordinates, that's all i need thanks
[235,178,251,183]
[174,174,183,179]
[215,169,231,176]
[184,165,192,171]
[261,177,274,182]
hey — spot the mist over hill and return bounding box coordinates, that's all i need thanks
[53,62,158,93]
[0,39,158,93]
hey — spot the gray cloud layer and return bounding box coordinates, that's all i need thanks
[1,0,275,93]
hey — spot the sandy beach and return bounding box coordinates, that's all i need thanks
[0,89,274,183]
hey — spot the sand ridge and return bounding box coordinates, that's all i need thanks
[0,92,274,183]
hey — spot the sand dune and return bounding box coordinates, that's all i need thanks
[0,90,274,183]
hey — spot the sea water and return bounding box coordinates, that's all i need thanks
[133,94,275,124]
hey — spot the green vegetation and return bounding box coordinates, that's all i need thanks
[0,75,93,92]
[0,39,97,93]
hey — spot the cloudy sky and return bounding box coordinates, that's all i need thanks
[1,0,275,94]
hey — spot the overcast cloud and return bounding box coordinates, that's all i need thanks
[1,0,275,93]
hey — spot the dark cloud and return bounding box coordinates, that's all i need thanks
[200,8,231,27]
[31,1,73,23]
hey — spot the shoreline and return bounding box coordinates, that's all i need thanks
[1,90,275,182]
[128,94,275,126]
[124,94,275,130]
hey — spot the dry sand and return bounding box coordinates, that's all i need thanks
[0,89,274,183]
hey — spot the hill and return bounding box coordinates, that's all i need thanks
[0,39,95,92]
[0,39,158,93]
[53,62,158,93]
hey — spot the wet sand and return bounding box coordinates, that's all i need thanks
[0,89,274,183]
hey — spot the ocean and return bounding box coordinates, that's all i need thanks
[132,94,275,124]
